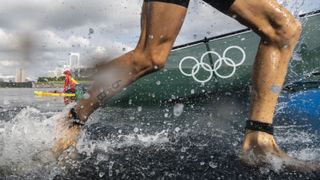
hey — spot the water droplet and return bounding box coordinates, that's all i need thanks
[99,172,105,177]
[137,106,142,112]
[89,28,94,34]
[181,147,187,152]
[83,93,90,99]
[173,103,184,117]
[156,81,161,85]
[193,34,197,39]
[209,161,217,169]
[133,127,139,133]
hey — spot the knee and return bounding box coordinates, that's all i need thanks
[278,18,302,45]
[263,17,302,48]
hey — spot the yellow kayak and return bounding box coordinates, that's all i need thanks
[34,91,75,97]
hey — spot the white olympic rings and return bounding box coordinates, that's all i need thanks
[178,46,246,83]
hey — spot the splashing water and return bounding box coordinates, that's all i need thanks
[0,88,320,179]
[0,107,58,178]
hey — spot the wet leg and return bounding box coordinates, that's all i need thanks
[52,2,188,157]
[226,0,319,171]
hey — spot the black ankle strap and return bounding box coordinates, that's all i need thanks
[245,120,274,135]
[70,108,85,126]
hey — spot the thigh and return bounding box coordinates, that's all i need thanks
[136,1,189,51]
[97,1,188,69]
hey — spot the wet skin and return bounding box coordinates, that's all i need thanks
[52,0,319,171]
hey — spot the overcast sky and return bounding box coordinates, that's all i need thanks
[0,0,319,79]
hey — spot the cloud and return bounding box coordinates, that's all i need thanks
[38,30,91,51]
[0,60,19,67]
[0,0,143,30]
[0,29,20,51]
[0,27,133,78]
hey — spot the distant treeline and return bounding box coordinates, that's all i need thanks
[0,82,33,88]
[37,76,65,82]
[37,76,91,82]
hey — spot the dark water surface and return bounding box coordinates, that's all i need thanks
[0,88,319,179]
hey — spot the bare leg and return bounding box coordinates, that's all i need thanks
[229,0,301,123]
[227,0,318,170]
[52,2,188,157]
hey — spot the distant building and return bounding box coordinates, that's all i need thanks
[46,53,81,78]
[68,53,81,76]
[15,68,26,82]
[73,67,95,80]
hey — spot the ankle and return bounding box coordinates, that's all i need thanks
[243,130,275,151]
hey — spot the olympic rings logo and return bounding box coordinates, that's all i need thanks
[178,46,246,83]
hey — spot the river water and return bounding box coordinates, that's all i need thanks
[0,88,319,179]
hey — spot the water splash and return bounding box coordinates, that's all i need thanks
[0,107,58,178]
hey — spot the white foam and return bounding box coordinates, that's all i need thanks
[0,107,61,177]
[76,129,169,157]
[288,148,320,161]
[276,128,316,144]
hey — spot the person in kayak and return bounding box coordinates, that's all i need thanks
[53,0,318,170]
[63,68,80,105]
[63,69,79,93]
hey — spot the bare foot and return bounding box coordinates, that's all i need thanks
[51,117,81,159]
[241,130,320,172]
